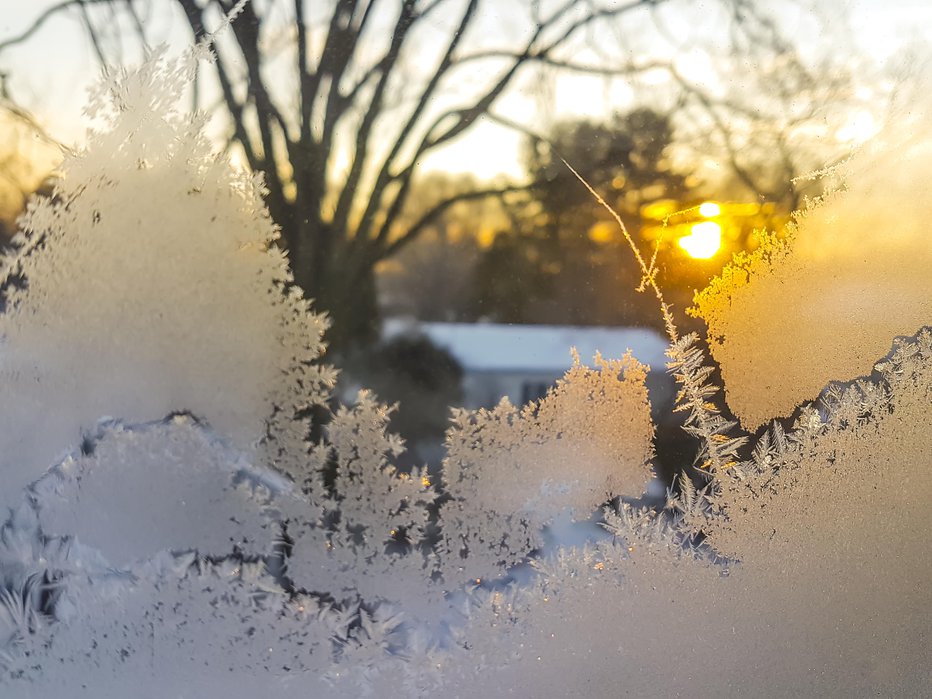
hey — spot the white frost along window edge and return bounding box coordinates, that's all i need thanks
[2,327,928,696]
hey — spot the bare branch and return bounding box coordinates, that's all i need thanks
[362,0,667,250]
[333,0,479,237]
[124,0,149,43]
[77,0,108,67]
[534,0,658,57]
[455,50,672,77]
[0,0,114,54]
[318,0,401,144]
[366,62,523,246]
[228,2,290,134]
[224,0,290,218]
[295,0,312,144]
[380,182,536,260]
[328,0,418,236]
[177,0,260,170]
[0,75,75,156]
[305,0,358,119]
[358,12,549,247]
[327,0,448,139]
[662,62,801,202]
[483,110,548,144]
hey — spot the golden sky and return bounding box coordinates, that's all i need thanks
[0,0,930,181]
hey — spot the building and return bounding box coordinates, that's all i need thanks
[383,320,673,416]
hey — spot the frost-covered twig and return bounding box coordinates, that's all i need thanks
[667,334,747,473]
[563,160,746,475]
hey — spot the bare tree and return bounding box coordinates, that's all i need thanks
[0,71,66,243]
[0,0,857,351]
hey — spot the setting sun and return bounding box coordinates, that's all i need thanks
[679,220,722,259]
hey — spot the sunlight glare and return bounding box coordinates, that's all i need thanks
[836,110,879,144]
[477,226,497,249]
[698,201,721,217]
[588,221,614,244]
[679,221,721,259]
[228,146,248,172]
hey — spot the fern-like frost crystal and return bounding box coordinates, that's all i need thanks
[691,93,932,429]
[0,28,930,699]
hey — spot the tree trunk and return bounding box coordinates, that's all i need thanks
[284,215,379,357]
[316,257,379,358]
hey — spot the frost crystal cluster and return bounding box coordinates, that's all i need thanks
[0,45,333,511]
[440,351,653,581]
[1,37,930,699]
[691,80,932,429]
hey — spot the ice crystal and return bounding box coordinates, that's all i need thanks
[1,17,930,699]
[31,416,282,568]
[692,89,932,429]
[19,554,334,696]
[0,45,333,511]
[284,390,442,612]
[443,332,929,696]
[438,351,654,580]
[666,333,747,473]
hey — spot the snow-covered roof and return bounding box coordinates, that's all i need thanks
[382,320,670,373]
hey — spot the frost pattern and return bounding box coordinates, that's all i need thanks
[666,333,747,473]
[32,416,282,568]
[0,45,333,511]
[439,351,654,580]
[1,40,663,693]
[19,555,334,695]
[283,391,442,613]
[708,328,932,562]
[692,90,932,429]
[0,28,930,699]
[443,331,931,698]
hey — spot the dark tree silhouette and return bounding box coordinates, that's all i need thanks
[468,108,686,328]
[526,108,688,233]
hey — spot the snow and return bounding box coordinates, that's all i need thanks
[383,319,670,373]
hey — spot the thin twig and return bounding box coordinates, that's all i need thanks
[562,158,677,341]
[563,160,746,475]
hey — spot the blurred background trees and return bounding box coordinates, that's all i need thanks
[0,0,901,471]
[0,0,872,350]
[0,98,57,245]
